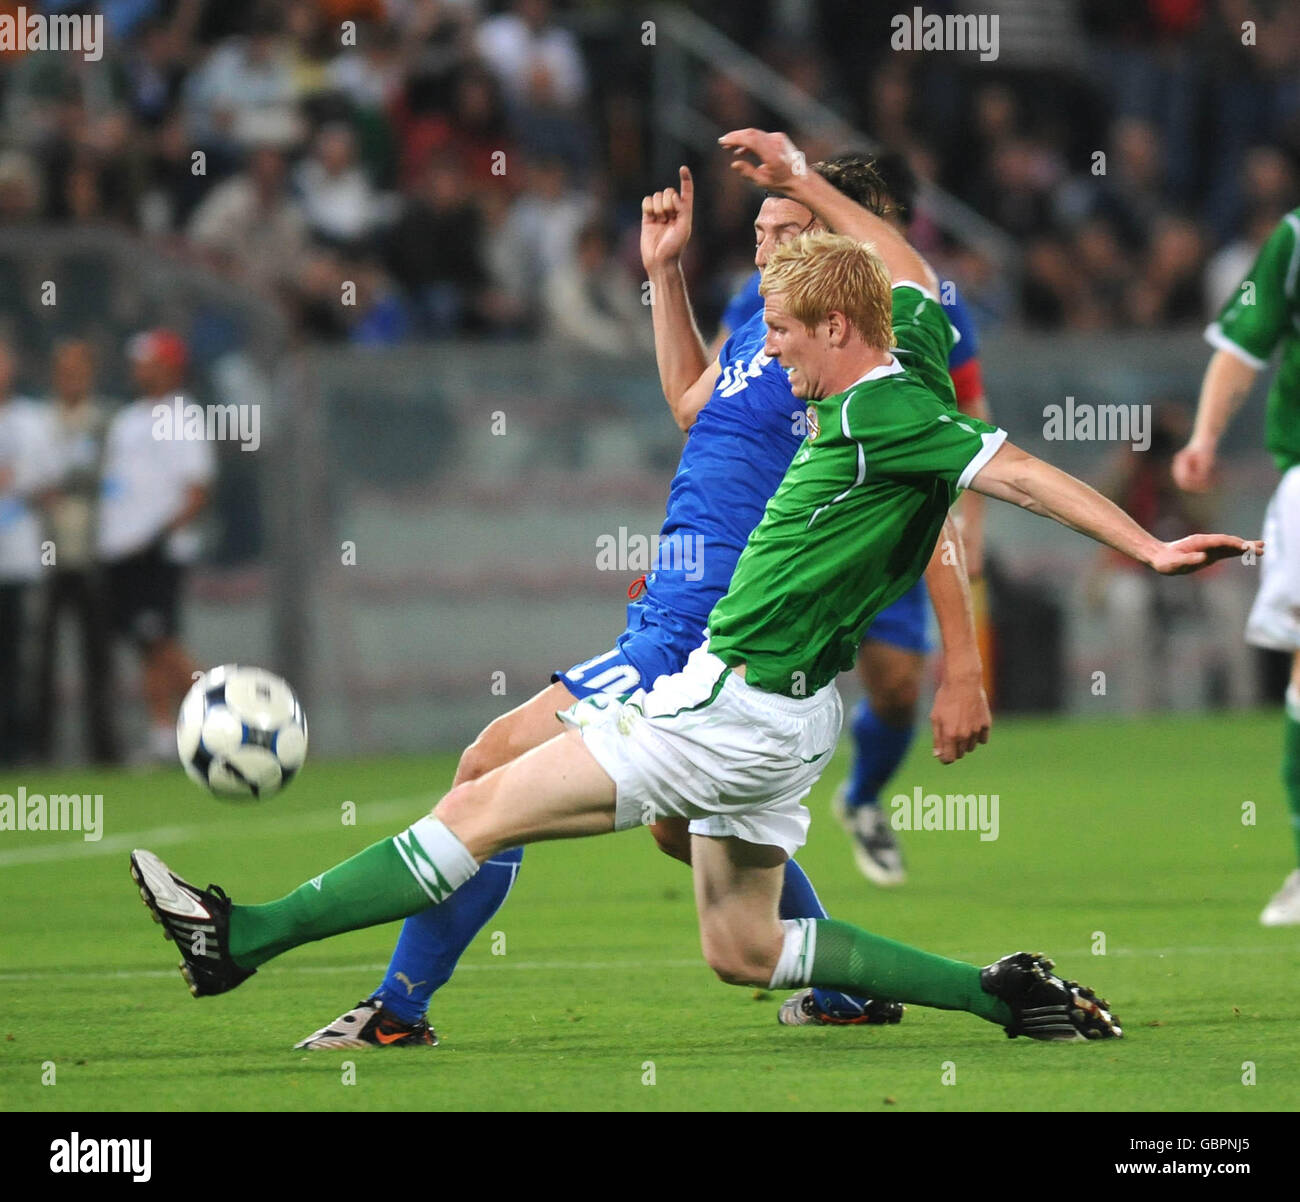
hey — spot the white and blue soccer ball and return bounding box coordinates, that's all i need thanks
[177,665,308,800]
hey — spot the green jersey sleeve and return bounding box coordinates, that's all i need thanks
[1208,212,1300,369]
[890,283,957,405]
[848,383,1006,489]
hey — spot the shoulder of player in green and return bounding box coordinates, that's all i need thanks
[1208,206,1300,368]
[888,281,958,397]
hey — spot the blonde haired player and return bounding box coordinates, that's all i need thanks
[131,135,1259,1043]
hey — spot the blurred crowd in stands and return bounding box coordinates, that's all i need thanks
[0,0,1297,339]
[5,0,1295,761]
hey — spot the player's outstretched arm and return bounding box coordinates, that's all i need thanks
[640,165,720,431]
[923,514,990,764]
[717,128,938,293]
[1172,348,1258,493]
[970,441,1262,575]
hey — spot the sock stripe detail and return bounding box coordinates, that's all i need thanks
[393,835,442,902]
[393,816,481,905]
[769,917,817,990]
[799,917,817,982]
[397,829,454,900]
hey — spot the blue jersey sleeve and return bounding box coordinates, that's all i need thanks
[942,281,979,370]
[721,270,764,335]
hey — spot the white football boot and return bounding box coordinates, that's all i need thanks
[1259,869,1300,926]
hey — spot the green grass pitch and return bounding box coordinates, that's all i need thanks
[2,710,1298,1112]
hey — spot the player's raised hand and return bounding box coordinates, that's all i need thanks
[1171,441,1217,493]
[1150,533,1262,575]
[640,166,694,272]
[717,128,806,193]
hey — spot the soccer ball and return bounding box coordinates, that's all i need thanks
[177,665,308,800]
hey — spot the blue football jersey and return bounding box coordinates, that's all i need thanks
[639,308,804,625]
[944,282,979,370]
[720,270,763,335]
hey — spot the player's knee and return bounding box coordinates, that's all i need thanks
[699,929,774,988]
[454,739,493,786]
[704,948,770,988]
[433,779,481,828]
[455,716,515,785]
[868,666,921,726]
[649,819,692,864]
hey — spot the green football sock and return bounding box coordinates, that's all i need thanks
[810,918,1013,1026]
[228,819,479,969]
[1282,689,1300,867]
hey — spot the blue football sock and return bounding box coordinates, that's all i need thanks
[372,846,523,1024]
[844,695,916,810]
[778,857,827,922]
[779,859,875,1018]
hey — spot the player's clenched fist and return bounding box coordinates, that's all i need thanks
[640,165,694,272]
[1171,441,1216,493]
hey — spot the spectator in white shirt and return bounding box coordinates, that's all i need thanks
[0,340,60,765]
[33,339,117,764]
[499,154,593,315]
[99,329,215,764]
[476,0,588,114]
[182,14,302,151]
[294,123,386,250]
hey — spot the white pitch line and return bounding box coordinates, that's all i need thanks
[0,794,440,868]
[0,958,708,984]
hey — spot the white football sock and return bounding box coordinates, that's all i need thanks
[392,816,480,903]
[769,917,817,990]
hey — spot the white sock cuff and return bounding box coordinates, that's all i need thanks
[769,917,817,990]
[1287,683,1300,723]
[393,816,480,903]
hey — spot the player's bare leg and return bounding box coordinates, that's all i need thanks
[1261,649,1300,925]
[292,720,604,1047]
[653,818,906,1026]
[689,833,787,986]
[302,678,695,1049]
[132,730,617,998]
[649,817,693,863]
[685,832,1118,1039]
[454,680,576,785]
[836,639,924,885]
[130,715,1120,1039]
[137,637,198,764]
[434,730,617,853]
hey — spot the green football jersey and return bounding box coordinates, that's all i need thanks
[707,285,1004,697]
[1208,209,1300,471]
[890,280,958,409]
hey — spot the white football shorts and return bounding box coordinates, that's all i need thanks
[557,641,842,856]
[1247,465,1300,652]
